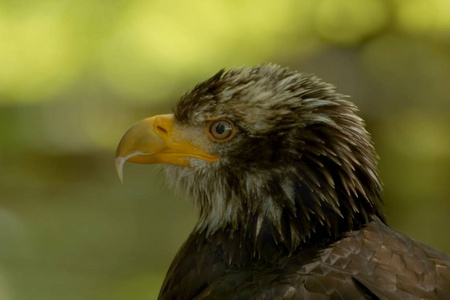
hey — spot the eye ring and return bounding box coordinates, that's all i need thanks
[207,119,236,142]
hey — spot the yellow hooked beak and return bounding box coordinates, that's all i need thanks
[115,114,219,182]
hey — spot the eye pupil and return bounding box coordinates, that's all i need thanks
[216,123,225,134]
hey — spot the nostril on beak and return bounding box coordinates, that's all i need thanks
[156,125,168,135]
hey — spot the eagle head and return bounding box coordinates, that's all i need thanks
[116,65,384,253]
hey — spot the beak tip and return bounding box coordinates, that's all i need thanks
[115,157,125,184]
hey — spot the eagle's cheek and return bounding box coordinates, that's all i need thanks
[115,114,219,182]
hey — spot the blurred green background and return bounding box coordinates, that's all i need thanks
[0,0,449,299]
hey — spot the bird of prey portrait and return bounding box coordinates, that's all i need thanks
[116,65,450,299]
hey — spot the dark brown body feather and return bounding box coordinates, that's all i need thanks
[160,218,450,299]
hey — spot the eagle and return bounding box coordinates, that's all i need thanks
[115,65,450,299]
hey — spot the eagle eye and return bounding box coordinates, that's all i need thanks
[207,119,235,142]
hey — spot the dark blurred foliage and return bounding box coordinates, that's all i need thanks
[0,0,449,299]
